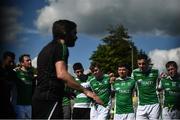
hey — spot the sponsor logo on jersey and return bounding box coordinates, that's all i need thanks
[165,88,170,91]
[165,83,170,86]
[141,81,153,86]
[117,89,130,94]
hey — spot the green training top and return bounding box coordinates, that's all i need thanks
[113,77,135,114]
[62,86,72,106]
[88,74,111,107]
[16,69,33,105]
[132,68,159,105]
[73,76,91,108]
[159,75,180,109]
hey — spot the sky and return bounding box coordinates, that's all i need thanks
[0,0,180,73]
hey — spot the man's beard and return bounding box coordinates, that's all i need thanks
[66,40,75,47]
[65,36,77,47]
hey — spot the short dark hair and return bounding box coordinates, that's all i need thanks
[166,61,178,69]
[89,62,101,71]
[137,54,148,60]
[19,54,30,63]
[73,62,83,71]
[3,51,15,60]
[52,19,77,40]
[118,63,130,71]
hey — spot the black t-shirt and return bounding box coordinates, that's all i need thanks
[33,40,69,101]
[0,67,17,118]
[0,67,17,102]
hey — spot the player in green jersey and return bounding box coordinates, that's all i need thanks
[62,85,75,119]
[132,54,160,119]
[72,62,91,119]
[15,54,33,119]
[158,61,180,119]
[112,64,136,120]
[89,62,111,120]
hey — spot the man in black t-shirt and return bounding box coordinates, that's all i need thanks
[32,20,103,119]
[0,51,16,119]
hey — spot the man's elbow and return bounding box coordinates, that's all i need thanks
[57,73,66,81]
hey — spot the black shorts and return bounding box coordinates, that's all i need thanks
[72,107,90,119]
[32,98,63,119]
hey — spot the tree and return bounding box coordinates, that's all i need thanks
[90,25,139,75]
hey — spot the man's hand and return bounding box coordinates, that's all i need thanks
[110,76,116,84]
[83,89,104,105]
[160,72,168,78]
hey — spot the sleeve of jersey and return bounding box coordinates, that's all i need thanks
[131,71,134,79]
[54,43,67,63]
[157,79,163,89]
[111,83,115,91]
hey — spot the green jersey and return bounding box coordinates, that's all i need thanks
[16,69,33,105]
[132,68,159,105]
[62,97,71,106]
[159,75,180,109]
[62,86,72,106]
[113,77,135,114]
[88,74,111,107]
[73,76,91,108]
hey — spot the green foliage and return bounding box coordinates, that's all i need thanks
[90,24,139,74]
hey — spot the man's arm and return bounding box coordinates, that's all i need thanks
[55,61,103,105]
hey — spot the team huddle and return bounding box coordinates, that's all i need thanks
[1,19,179,120]
[63,54,180,120]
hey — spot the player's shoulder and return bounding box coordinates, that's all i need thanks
[133,68,139,72]
[104,74,110,77]
[132,68,141,74]
[151,68,159,72]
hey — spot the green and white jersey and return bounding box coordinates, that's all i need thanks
[113,77,135,114]
[132,68,159,105]
[62,97,71,106]
[73,77,91,108]
[159,75,180,109]
[16,69,33,105]
[62,86,72,106]
[88,74,111,107]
